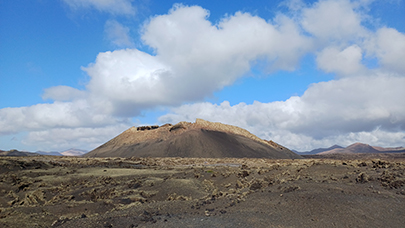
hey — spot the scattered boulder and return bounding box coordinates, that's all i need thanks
[356,173,371,183]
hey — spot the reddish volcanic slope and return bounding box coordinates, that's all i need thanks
[84,119,301,159]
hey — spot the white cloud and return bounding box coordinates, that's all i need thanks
[267,128,405,152]
[0,100,128,135]
[143,5,311,72]
[300,0,367,44]
[159,74,405,151]
[62,0,136,15]
[23,124,130,151]
[80,5,311,117]
[104,20,134,47]
[42,85,86,101]
[316,45,367,76]
[70,2,404,121]
[1,1,405,151]
[280,0,306,11]
[83,49,172,116]
[365,27,405,74]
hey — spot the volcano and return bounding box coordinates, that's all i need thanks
[84,119,301,159]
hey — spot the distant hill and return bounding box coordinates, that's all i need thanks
[372,146,405,153]
[319,143,405,155]
[35,151,63,156]
[296,145,343,155]
[0,148,88,157]
[0,149,38,157]
[35,149,87,156]
[60,148,88,156]
[84,119,302,159]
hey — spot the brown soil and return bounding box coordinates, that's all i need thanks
[1,155,404,227]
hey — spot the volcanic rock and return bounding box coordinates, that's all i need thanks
[84,119,301,159]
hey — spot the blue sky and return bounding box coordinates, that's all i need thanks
[1,0,404,152]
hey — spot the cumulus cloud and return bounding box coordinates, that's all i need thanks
[159,74,405,150]
[300,0,367,44]
[42,86,86,101]
[23,124,131,151]
[81,5,311,117]
[143,5,311,72]
[365,27,405,74]
[280,0,306,11]
[1,0,404,151]
[299,0,404,77]
[65,2,404,120]
[62,0,136,15]
[104,20,134,47]
[316,45,367,76]
[83,49,172,116]
[0,100,129,135]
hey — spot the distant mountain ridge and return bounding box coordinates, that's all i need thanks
[296,143,405,155]
[318,143,405,155]
[296,145,344,155]
[60,148,88,156]
[0,148,88,157]
[35,151,63,156]
[0,149,37,157]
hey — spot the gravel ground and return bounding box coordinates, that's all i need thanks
[0,155,404,227]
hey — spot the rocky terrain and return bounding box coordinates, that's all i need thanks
[0,155,404,227]
[85,119,300,159]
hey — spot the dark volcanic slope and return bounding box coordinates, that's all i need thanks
[85,119,301,159]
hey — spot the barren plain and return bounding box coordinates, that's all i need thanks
[1,155,404,227]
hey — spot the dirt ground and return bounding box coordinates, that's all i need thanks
[0,155,404,227]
